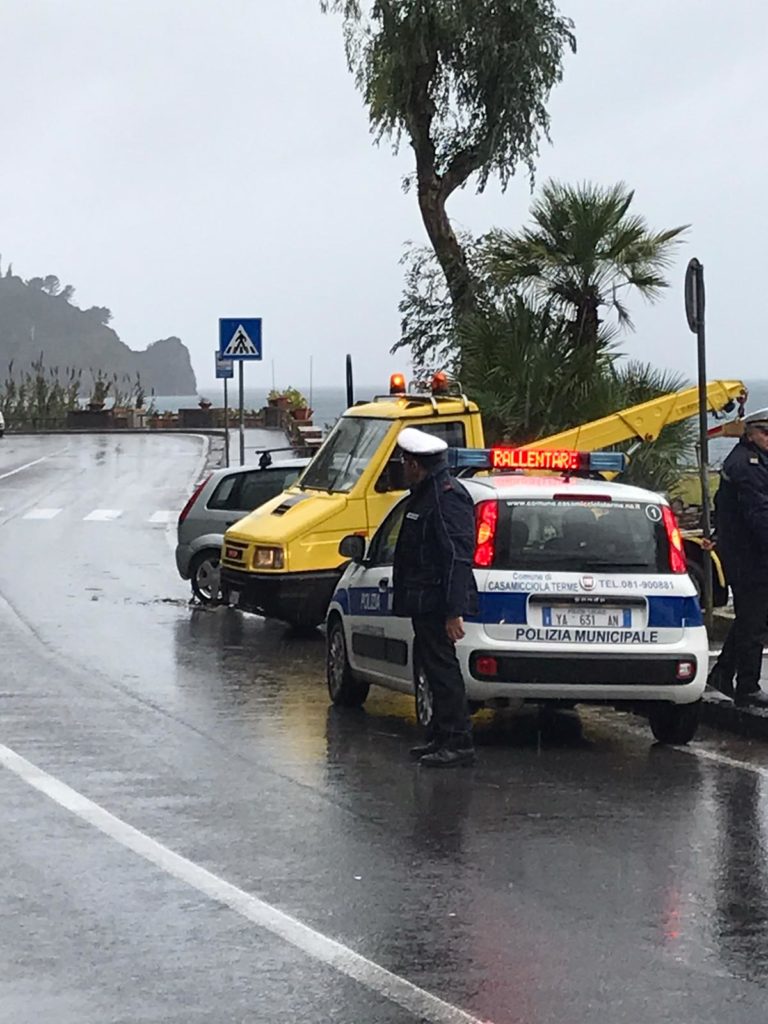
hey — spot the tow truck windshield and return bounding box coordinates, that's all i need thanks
[298,417,391,493]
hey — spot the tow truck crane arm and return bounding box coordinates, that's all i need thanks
[529,380,746,452]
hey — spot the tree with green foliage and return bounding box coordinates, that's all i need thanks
[458,298,614,443]
[485,180,687,353]
[321,0,575,323]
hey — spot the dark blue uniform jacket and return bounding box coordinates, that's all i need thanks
[714,435,768,586]
[392,466,479,619]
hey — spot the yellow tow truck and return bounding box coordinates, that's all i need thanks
[220,374,746,627]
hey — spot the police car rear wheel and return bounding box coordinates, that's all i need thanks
[327,617,369,707]
[415,664,434,729]
[648,700,701,745]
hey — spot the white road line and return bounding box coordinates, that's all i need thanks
[0,743,488,1024]
[683,745,768,779]
[23,508,62,520]
[611,715,768,779]
[0,449,67,482]
[149,510,177,524]
[83,509,123,522]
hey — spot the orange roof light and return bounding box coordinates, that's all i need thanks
[431,371,449,394]
[390,373,407,395]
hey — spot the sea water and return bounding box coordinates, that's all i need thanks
[153,380,768,468]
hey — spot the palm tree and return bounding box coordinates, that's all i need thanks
[485,180,687,352]
[459,297,615,445]
[461,300,694,491]
[586,361,696,494]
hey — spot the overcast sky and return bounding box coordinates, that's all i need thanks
[1,1,766,392]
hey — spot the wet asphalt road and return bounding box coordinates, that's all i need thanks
[2,434,768,1023]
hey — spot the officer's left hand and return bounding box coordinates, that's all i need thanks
[446,616,465,642]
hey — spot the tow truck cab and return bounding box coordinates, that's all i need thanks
[220,377,484,627]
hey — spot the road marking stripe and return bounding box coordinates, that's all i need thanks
[23,508,62,520]
[0,449,67,482]
[149,510,177,523]
[0,742,489,1024]
[611,716,768,778]
[83,509,123,522]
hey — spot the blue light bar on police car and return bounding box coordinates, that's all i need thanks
[447,447,627,474]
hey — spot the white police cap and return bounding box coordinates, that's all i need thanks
[397,427,449,456]
[745,407,768,427]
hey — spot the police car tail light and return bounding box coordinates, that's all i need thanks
[389,373,407,395]
[661,505,687,574]
[676,660,696,681]
[178,475,211,526]
[475,656,498,677]
[474,500,499,567]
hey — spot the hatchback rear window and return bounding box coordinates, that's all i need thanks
[495,498,670,573]
[208,466,303,512]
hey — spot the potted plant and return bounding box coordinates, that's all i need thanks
[268,388,290,410]
[88,374,111,412]
[285,386,312,421]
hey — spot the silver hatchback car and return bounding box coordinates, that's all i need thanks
[176,456,309,603]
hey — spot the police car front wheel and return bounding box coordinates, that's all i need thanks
[648,700,701,745]
[326,616,369,707]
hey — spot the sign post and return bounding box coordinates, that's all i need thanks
[215,352,234,467]
[685,258,713,632]
[218,318,263,466]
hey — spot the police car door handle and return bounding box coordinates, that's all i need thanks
[378,577,390,592]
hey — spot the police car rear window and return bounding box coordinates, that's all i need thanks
[495,499,669,574]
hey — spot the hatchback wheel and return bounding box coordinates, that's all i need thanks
[326,616,369,707]
[648,700,701,745]
[190,549,221,605]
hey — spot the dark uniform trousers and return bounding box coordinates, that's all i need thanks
[714,581,768,695]
[413,614,472,745]
[392,464,479,749]
[712,435,768,697]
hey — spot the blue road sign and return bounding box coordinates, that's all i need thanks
[215,352,234,379]
[218,318,262,360]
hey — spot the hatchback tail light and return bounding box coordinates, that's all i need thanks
[661,505,687,574]
[178,475,211,526]
[474,500,499,568]
[475,655,498,677]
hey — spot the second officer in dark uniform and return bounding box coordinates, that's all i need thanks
[392,427,478,767]
[709,408,768,707]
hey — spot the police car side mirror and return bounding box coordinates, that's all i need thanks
[339,534,366,563]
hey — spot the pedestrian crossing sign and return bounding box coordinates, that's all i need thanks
[218,318,262,361]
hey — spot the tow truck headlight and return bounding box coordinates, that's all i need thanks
[253,546,284,570]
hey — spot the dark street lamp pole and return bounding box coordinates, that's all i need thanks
[685,257,713,632]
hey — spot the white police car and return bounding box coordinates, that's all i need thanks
[326,447,708,745]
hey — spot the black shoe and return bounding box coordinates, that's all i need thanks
[734,689,768,709]
[419,746,476,769]
[409,740,442,760]
[707,669,735,699]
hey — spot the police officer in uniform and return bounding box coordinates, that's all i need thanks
[709,408,768,707]
[392,428,478,767]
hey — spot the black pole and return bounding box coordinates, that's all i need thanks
[685,258,713,632]
[223,374,230,468]
[238,361,245,466]
[346,354,354,409]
